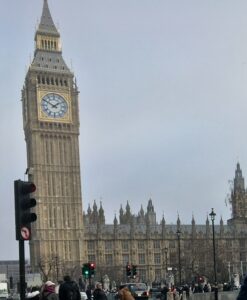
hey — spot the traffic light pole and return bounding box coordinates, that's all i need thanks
[19,240,26,300]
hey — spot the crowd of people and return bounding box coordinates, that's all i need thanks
[26,275,82,300]
[24,275,245,300]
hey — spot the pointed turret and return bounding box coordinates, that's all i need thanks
[31,0,70,73]
[37,0,59,37]
[229,162,247,221]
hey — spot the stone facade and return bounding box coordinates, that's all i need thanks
[83,163,247,284]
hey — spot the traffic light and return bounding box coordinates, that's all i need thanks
[89,262,96,277]
[82,263,89,278]
[132,265,137,277]
[14,180,37,241]
[126,264,131,277]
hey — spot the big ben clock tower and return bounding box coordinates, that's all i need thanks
[22,0,84,274]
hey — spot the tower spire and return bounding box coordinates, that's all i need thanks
[37,0,59,36]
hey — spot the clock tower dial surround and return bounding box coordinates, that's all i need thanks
[21,0,84,275]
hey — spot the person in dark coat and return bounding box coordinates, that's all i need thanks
[59,275,81,300]
[93,283,107,300]
[237,275,247,300]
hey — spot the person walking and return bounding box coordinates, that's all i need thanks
[93,283,107,300]
[59,275,81,300]
[118,285,134,300]
[237,275,247,300]
[40,281,58,300]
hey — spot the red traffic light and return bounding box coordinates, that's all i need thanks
[21,182,36,194]
[90,262,95,269]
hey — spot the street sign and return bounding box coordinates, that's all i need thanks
[21,227,30,240]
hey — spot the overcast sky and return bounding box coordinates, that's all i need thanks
[1,0,247,259]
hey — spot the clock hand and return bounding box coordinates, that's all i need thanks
[44,98,58,108]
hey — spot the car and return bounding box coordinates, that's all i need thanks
[149,288,161,299]
[124,283,149,299]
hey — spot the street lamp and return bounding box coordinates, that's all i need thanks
[176,229,182,286]
[209,208,218,300]
[164,247,168,282]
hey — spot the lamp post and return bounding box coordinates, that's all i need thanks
[209,208,218,300]
[176,229,182,286]
[164,247,168,282]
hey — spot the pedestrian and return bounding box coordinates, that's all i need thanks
[86,286,92,300]
[93,283,108,300]
[160,285,168,300]
[26,286,40,300]
[40,281,58,300]
[118,285,134,300]
[59,275,81,300]
[237,275,247,300]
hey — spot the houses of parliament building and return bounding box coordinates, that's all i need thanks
[22,1,247,284]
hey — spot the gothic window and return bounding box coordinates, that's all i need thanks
[240,252,246,262]
[122,254,129,265]
[88,255,96,262]
[154,253,161,264]
[105,241,113,252]
[138,253,146,265]
[105,254,113,265]
[138,241,145,250]
[138,269,146,282]
[122,241,129,251]
[170,241,176,248]
[240,240,245,248]
[226,240,232,248]
[153,240,160,249]
[87,241,95,252]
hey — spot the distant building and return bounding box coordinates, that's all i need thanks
[83,163,247,284]
[0,260,29,289]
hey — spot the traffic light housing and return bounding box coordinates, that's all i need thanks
[126,264,131,277]
[89,262,95,277]
[82,263,89,278]
[14,180,37,240]
[132,265,137,277]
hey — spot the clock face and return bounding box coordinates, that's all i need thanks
[41,93,68,118]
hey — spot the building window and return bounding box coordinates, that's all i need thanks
[105,241,113,252]
[87,241,95,252]
[170,241,175,248]
[240,240,245,248]
[138,241,145,250]
[153,240,160,249]
[154,253,161,264]
[122,241,129,251]
[138,269,146,282]
[122,254,129,265]
[88,255,95,263]
[138,254,145,265]
[105,254,113,265]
